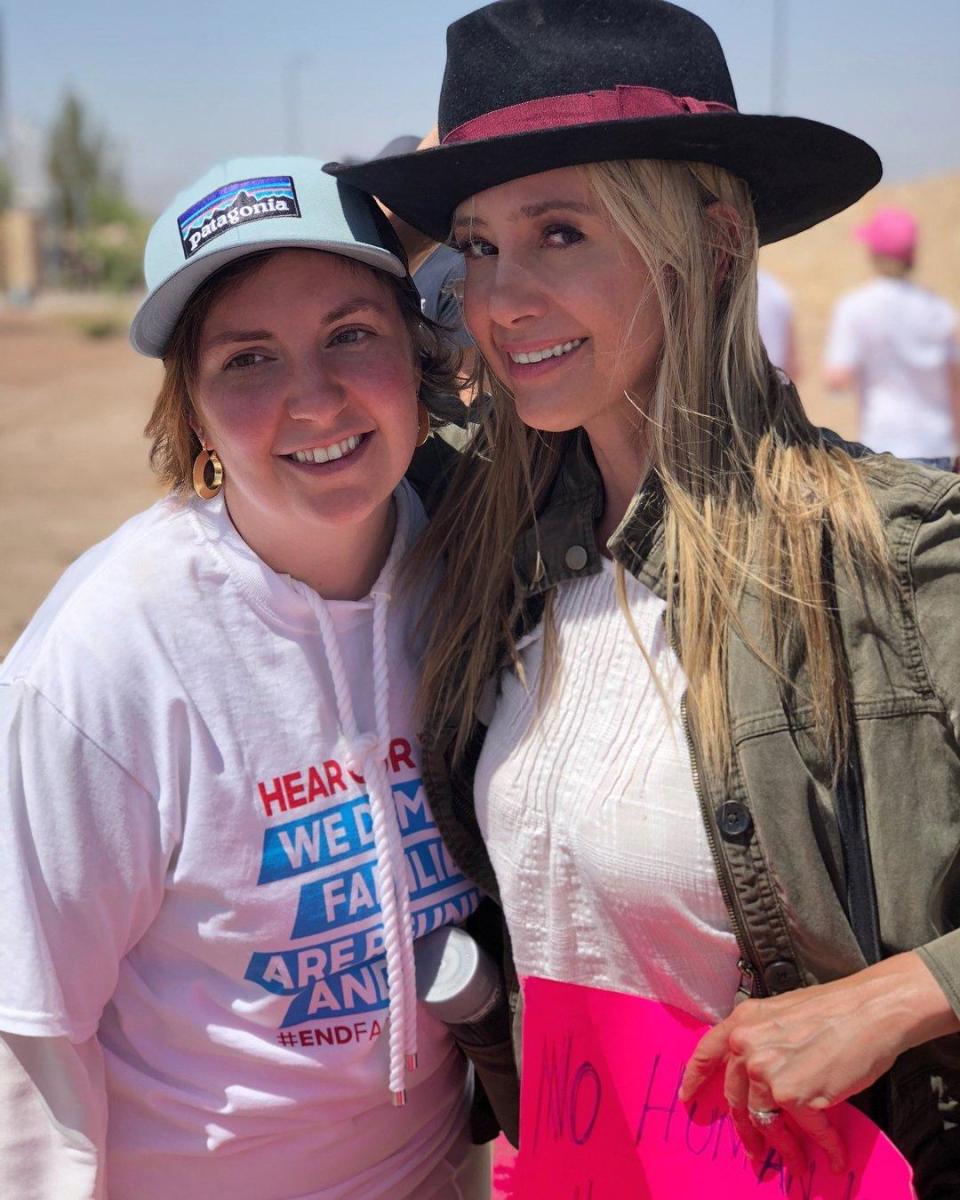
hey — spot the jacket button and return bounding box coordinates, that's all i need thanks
[717,801,752,839]
[763,960,801,994]
[564,544,588,571]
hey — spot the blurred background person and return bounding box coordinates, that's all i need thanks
[824,206,960,460]
[757,268,799,379]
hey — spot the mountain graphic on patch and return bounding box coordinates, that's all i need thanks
[177,175,301,260]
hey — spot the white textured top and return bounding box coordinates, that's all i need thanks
[474,558,742,1023]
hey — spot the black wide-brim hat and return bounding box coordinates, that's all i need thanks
[326,0,881,246]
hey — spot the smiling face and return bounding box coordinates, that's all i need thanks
[454,166,665,442]
[191,249,420,571]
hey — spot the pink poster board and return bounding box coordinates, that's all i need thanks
[512,976,915,1199]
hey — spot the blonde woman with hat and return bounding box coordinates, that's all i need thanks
[0,158,504,1198]
[330,1,960,1190]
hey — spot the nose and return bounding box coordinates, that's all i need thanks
[471,254,549,331]
[285,355,347,423]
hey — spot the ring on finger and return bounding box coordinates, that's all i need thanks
[749,1108,783,1128]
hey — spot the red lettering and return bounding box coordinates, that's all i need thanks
[325,759,346,794]
[388,737,415,773]
[258,776,286,817]
[283,771,306,808]
[298,1029,315,1047]
[307,766,328,803]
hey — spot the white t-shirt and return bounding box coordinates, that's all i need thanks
[825,276,960,458]
[0,480,482,1200]
[757,269,795,375]
[474,559,741,1024]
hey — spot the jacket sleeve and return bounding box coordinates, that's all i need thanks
[0,1033,107,1199]
[908,475,960,1013]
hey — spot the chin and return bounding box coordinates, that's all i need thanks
[512,399,587,435]
[305,495,383,529]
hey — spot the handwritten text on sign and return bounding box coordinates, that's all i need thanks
[514,977,914,1199]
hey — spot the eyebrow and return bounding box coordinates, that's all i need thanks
[452,199,595,231]
[322,296,390,324]
[203,328,273,350]
[201,297,390,350]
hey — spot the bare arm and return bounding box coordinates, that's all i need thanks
[823,364,856,393]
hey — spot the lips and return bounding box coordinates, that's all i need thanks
[507,338,584,365]
[285,434,365,464]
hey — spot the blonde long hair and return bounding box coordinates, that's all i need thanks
[414,158,889,782]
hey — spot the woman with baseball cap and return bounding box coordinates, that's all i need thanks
[330,1,960,1189]
[0,157,502,1197]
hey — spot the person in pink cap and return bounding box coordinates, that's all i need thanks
[824,206,960,462]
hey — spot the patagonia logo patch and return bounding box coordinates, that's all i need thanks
[177,175,301,259]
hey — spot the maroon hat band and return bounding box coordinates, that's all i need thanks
[442,84,734,145]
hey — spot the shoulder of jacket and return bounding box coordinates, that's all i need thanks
[864,455,959,519]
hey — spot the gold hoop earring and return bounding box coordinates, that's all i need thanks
[192,448,223,500]
[415,401,430,448]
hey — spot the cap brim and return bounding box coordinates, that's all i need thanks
[130,238,405,358]
[325,113,881,246]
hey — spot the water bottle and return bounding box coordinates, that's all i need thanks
[414,924,519,1143]
[414,925,503,1026]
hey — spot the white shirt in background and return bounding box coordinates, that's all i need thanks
[825,276,960,458]
[757,269,796,376]
[474,558,742,1024]
[0,481,481,1200]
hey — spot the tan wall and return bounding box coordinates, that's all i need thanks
[1,209,41,296]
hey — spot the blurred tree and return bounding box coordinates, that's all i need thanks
[47,93,111,231]
[46,93,147,291]
[0,160,12,211]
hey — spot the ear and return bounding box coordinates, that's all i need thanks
[703,201,743,291]
[188,415,207,449]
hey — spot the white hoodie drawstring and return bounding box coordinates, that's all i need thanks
[290,535,418,1107]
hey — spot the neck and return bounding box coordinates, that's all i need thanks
[222,489,398,601]
[584,409,651,549]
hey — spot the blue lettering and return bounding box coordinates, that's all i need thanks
[258,796,375,884]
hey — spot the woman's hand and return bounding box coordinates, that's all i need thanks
[678,951,960,1175]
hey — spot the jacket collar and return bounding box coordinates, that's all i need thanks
[513,430,669,602]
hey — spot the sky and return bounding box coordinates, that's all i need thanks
[3,0,960,214]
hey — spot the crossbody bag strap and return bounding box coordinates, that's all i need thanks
[822,529,884,966]
[833,715,884,965]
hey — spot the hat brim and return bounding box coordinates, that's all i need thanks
[325,113,881,246]
[130,237,405,358]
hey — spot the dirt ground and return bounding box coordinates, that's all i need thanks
[1,173,958,656]
[0,301,163,651]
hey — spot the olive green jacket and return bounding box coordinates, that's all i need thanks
[410,430,960,1192]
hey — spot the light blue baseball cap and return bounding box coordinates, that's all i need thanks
[130,155,408,358]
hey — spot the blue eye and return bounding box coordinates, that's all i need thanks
[543,224,584,247]
[330,328,370,345]
[455,238,496,259]
[225,351,269,370]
